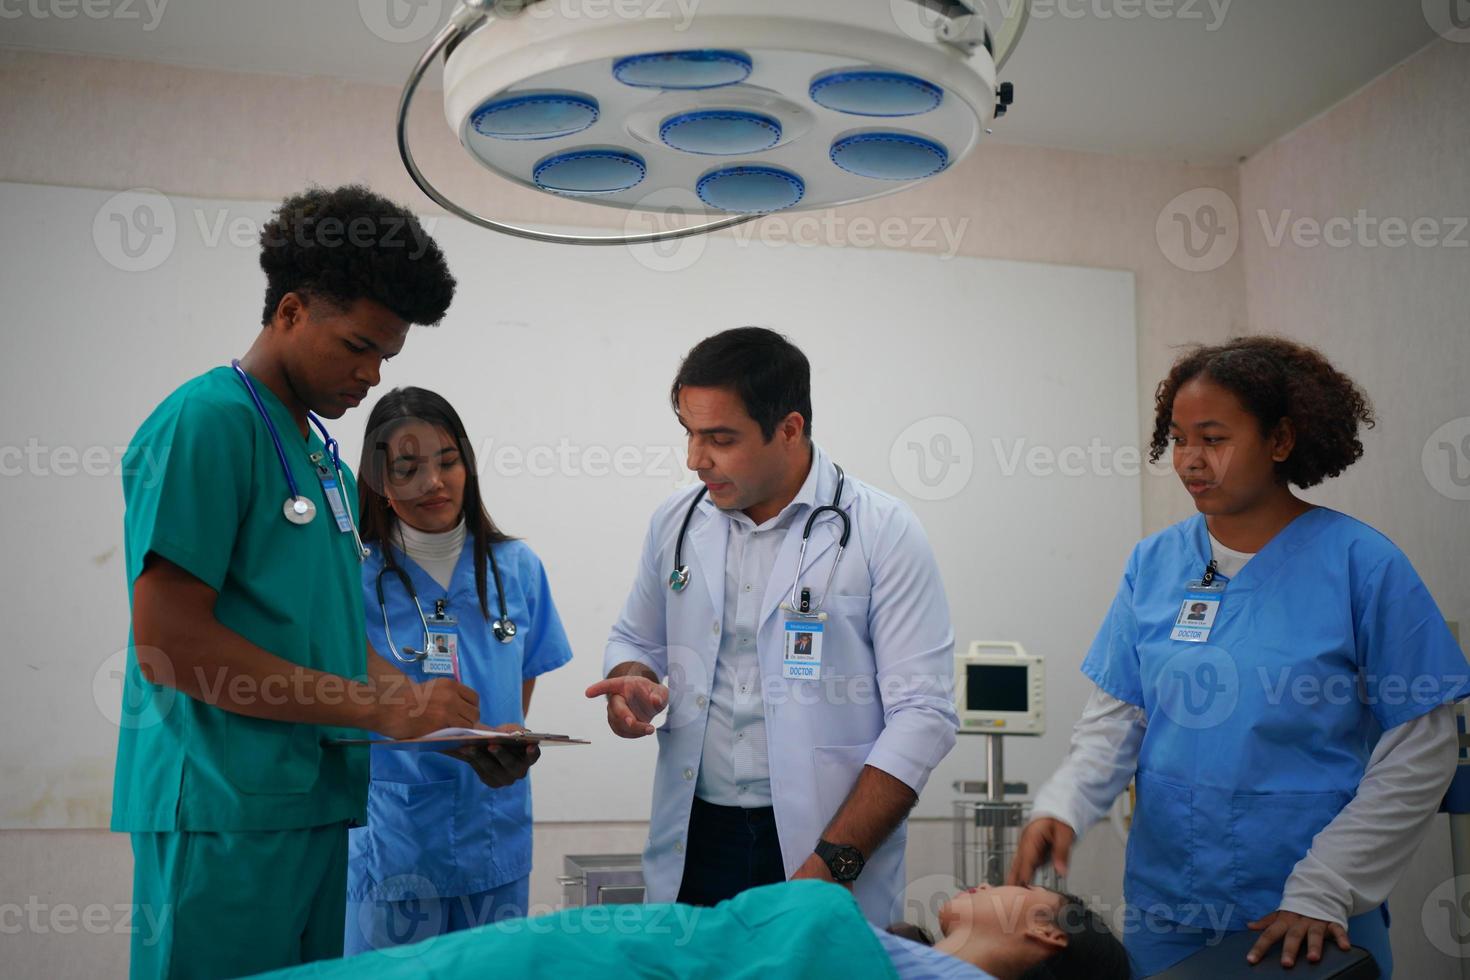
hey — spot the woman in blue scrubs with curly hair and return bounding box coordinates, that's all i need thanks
[1010,336,1468,978]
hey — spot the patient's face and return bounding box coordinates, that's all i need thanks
[939,884,1063,938]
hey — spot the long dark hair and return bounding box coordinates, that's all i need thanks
[358,387,513,622]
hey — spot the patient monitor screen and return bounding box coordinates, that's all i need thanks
[965,664,1029,713]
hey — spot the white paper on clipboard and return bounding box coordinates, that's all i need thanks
[329,727,590,752]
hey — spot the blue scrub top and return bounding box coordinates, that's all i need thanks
[1083,508,1469,929]
[348,535,573,901]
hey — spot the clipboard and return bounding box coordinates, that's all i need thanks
[329,727,590,752]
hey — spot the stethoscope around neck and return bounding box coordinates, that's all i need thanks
[231,359,370,561]
[374,534,518,665]
[231,360,517,664]
[669,462,851,620]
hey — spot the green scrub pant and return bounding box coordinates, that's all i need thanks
[128,822,348,979]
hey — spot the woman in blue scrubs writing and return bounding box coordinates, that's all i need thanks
[345,387,574,953]
[1010,336,1467,978]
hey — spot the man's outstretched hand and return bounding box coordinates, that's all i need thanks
[586,673,668,738]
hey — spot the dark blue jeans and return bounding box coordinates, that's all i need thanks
[675,797,787,907]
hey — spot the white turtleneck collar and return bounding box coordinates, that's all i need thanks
[394,516,467,591]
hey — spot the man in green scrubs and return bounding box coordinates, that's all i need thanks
[114,186,480,978]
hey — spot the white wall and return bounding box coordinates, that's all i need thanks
[1237,38,1470,980]
[0,50,1242,968]
[0,180,1139,825]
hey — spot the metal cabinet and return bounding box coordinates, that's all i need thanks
[558,854,646,907]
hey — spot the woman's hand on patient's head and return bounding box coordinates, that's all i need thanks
[1008,817,1075,886]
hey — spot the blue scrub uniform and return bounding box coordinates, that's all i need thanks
[345,537,572,954]
[1082,508,1468,978]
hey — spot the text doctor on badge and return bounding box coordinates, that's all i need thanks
[586,327,959,924]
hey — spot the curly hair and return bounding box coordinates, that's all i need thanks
[258,184,456,327]
[1148,335,1376,489]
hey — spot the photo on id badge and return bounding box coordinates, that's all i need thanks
[1170,595,1219,642]
[783,620,823,680]
[425,629,459,678]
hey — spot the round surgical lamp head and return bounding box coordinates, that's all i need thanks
[398,0,1030,245]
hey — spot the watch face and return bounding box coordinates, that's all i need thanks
[830,849,863,882]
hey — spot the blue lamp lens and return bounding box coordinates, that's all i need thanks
[809,70,944,117]
[533,150,647,196]
[830,133,949,180]
[470,93,600,140]
[696,166,806,213]
[660,110,782,156]
[613,50,753,90]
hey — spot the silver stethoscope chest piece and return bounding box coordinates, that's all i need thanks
[284,496,317,526]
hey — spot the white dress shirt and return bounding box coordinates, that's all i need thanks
[697,457,822,806]
[602,443,958,921]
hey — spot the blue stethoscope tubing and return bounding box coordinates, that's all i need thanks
[669,462,851,618]
[231,359,371,562]
[230,361,518,662]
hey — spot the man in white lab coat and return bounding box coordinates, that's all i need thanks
[586,327,958,924]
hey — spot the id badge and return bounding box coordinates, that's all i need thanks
[423,601,460,678]
[783,618,824,680]
[310,452,353,534]
[1170,580,1225,643]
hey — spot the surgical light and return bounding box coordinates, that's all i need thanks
[397,0,1030,245]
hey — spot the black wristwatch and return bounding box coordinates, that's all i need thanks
[814,839,865,883]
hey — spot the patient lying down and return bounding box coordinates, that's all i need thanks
[879,882,1130,980]
[253,880,1129,980]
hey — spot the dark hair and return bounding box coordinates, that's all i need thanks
[357,387,513,623]
[1018,893,1131,980]
[888,891,1130,980]
[884,922,935,946]
[259,184,456,327]
[1148,335,1376,489]
[670,327,813,441]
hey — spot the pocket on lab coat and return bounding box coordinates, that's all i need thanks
[814,595,876,680]
[821,594,871,622]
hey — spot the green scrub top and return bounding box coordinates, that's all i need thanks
[111,366,369,832]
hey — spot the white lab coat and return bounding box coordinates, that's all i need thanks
[603,445,958,923]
